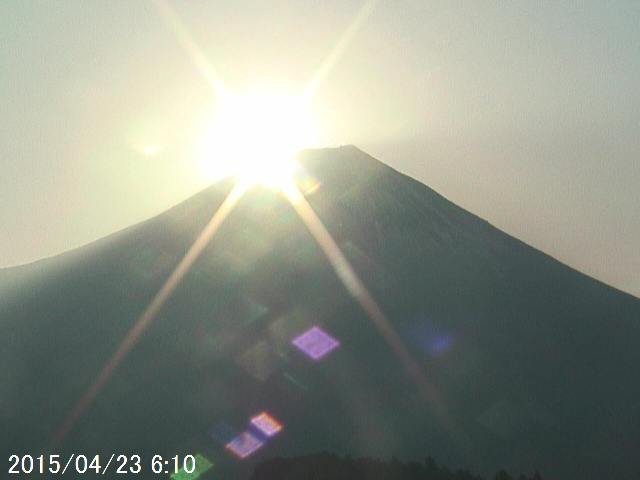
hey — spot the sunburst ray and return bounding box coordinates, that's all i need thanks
[301,0,378,104]
[150,0,229,100]
[50,182,248,447]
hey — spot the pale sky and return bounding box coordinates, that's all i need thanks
[1,1,638,297]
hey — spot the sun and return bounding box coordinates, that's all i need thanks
[196,88,317,189]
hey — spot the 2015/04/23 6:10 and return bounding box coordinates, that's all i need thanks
[7,454,197,475]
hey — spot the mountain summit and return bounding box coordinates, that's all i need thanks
[1,146,639,480]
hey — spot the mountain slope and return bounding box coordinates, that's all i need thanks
[1,146,639,480]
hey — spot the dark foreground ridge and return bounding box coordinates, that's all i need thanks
[250,453,543,480]
[1,146,639,480]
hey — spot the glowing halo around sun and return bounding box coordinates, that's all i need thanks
[196,89,318,189]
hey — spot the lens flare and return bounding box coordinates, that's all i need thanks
[292,326,340,361]
[225,431,264,459]
[197,90,317,189]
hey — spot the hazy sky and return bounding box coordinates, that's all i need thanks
[1,1,638,297]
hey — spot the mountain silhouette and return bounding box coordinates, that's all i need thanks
[1,146,638,480]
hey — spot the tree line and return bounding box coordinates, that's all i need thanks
[249,452,543,480]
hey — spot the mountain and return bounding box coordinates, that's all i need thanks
[1,146,638,480]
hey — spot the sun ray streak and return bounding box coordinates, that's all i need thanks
[301,0,378,104]
[50,182,248,447]
[150,0,228,100]
[281,180,465,438]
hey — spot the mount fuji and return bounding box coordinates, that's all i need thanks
[1,146,638,480]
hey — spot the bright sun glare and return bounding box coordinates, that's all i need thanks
[197,89,317,189]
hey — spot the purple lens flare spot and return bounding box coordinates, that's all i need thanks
[291,326,340,360]
[225,431,264,459]
[427,333,454,356]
